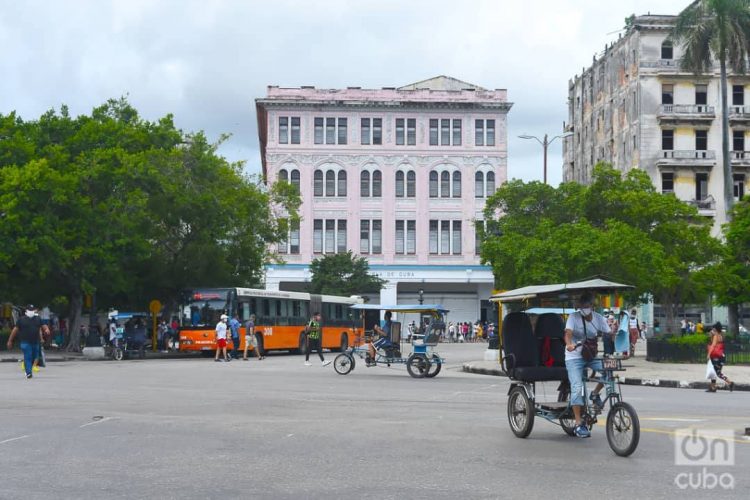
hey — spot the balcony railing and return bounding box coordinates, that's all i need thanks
[732,150,750,159]
[660,104,714,115]
[641,59,680,68]
[660,150,716,160]
[687,195,716,211]
[729,105,750,119]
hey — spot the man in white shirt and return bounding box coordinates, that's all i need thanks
[214,314,230,362]
[564,292,611,438]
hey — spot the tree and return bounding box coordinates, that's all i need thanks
[671,0,750,220]
[481,164,721,332]
[308,251,386,297]
[0,98,297,350]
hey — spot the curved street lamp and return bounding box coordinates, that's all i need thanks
[518,132,573,184]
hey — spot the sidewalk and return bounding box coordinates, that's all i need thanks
[0,349,201,363]
[463,345,750,391]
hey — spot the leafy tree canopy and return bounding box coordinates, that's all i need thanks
[308,251,386,297]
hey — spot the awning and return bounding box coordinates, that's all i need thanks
[490,278,633,303]
[350,304,449,314]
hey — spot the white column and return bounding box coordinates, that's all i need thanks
[379,280,398,319]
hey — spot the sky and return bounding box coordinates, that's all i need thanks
[0,0,690,186]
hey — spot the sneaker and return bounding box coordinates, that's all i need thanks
[590,392,603,409]
[322,360,332,367]
[304,361,312,366]
[215,359,221,362]
[26,373,32,379]
[32,365,40,373]
[574,425,590,438]
[225,357,231,362]
[242,358,249,361]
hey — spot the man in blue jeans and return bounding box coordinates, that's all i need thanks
[6,305,49,379]
[229,314,241,359]
[564,293,610,438]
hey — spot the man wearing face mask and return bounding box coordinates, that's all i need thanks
[564,292,610,438]
[6,305,50,379]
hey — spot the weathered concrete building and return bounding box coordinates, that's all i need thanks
[563,13,750,231]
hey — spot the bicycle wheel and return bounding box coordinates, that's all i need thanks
[425,354,442,378]
[112,347,124,361]
[557,388,576,436]
[406,354,429,378]
[606,401,640,457]
[507,386,535,438]
[333,354,354,375]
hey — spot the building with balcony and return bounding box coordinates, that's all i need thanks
[255,76,512,323]
[562,12,749,231]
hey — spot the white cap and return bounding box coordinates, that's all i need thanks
[220,314,228,320]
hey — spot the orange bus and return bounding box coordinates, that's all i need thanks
[177,287,364,355]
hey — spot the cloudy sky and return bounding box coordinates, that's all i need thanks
[0,0,689,185]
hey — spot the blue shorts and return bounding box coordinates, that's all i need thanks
[373,337,391,350]
[565,357,603,406]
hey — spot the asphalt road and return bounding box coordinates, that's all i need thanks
[2,344,748,500]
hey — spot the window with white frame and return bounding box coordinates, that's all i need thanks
[429,118,461,146]
[733,174,745,201]
[474,220,485,255]
[278,219,300,255]
[337,171,347,197]
[278,169,289,183]
[325,170,335,196]
[452,171,462,197]
[361,171,370,197]
[395,171,404,197]
[486,171,496,196]
[315,169,346,197]
[394,220,417,255]
[360,219,382,254]
[314,117,347,145]
[440,171,450,198]
[372,170,382,197]
[361,118,382,145]
[395,118,417,146]
[474,170,496,198]
[431,168,461,198]
[429,171,439,197]
[406,171,416,197]
[313,219,347,254]
[278,116,300,144]
[429,220,462,255]
[475,171,484,198]
[314,170,324,197]
[290,169,300,192]
[475,119,495,146]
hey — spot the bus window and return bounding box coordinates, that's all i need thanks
[275,300,283,317]
[262,299,270,318]
[277,299,289,326]
[291,300,301,318]
[336,304,343,320]
[301,301,309,319]
[249,298,257,317]
[239,301,251,321]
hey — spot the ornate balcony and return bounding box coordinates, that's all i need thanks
[656,150,716,168]
[657,104,715,124]
[729,105,750,123]
[731,150,750,168]
[687,195,716,216]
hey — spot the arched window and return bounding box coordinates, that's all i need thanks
[406,171,416,197]
[486,171,496,196]
[278,169,288,183]
[290,169,300,192]
[429,171,438,198]
[337,170,347,197]
[314,170,323,197]
[360,171,370,197]
[661,40,673,60]
[325,170,335,197]
[395,171,405,198]
[372,170,382,197]
[440,171,450,198]
[475,171,484,198]
[452,171,462,198]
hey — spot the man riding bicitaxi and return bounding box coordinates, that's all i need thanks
[367,311,394,366]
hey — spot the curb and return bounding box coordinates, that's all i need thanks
[1,357,81,363]
[461,363,750,392]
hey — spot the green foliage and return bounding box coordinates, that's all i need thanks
[308,251,386,296]
[0,98,296,348]
[666,333,711,346]
[480,164,721,327]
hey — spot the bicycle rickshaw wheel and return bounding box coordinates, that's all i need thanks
[333,354,354,375]
[556,388,576,436]
[113,348,124,361]
[424,354,442,378]
[406,354,429,378]
[507,386,534,438]
[606,401,640,457]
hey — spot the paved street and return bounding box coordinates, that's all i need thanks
[2,343,748,500]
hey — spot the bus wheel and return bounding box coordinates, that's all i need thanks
[338,333,348,352]
[297,333,308,355]
[254,333,265,357]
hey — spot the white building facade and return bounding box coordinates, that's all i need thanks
[255,76,512,324]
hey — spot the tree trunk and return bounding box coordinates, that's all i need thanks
[66,291,83,352]
[727,303,739,336]
[720,59,734,221]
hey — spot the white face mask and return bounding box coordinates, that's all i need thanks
[580,307,592,316]
[25,310,35,318]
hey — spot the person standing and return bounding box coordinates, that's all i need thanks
[706,322,734,392]
[6,305,49,379]
[448,322,455,343]
[628,308,642,356]
[604,313,616,356]
[243,314,263,361]
[229,314,241,359]
[108,318,118,346]
[304,312,330,367]
[214,314,230,362]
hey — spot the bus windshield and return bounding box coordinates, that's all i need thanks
[181,289,230,327]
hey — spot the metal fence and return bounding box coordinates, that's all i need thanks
[647,338,750,365]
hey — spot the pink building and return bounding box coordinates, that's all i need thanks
[256,76,512,323]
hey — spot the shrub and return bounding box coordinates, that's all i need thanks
[666,333,710,346]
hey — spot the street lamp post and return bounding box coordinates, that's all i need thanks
[518,132,573,184]
[418,288,424,305]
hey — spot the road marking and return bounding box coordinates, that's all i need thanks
[641,427,750,444]
[79,417,118,428]
[641,418,704,422]
[0,435,29,445]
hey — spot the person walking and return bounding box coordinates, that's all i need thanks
[214,314,230,362]
[6,305,49,379]
[243,314,263,361]
[229,314,241,359]
[706,322,734,392]
[304,312,330,367]
[628,308,642,356]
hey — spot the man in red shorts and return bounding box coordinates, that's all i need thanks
[214,314,230,362]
